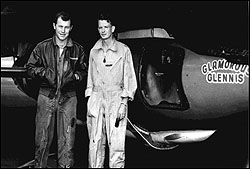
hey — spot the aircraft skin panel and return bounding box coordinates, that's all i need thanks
[118,34,248,123]
[180,49,249,119]
[132,47,248,121]
[117,28,175,40]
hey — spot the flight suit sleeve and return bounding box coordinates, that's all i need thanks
[25,45,46,78]
[121,47,137,101]
[85,50,94,97]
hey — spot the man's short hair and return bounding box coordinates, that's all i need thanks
[54,11,72,25]
[98,12,115,26]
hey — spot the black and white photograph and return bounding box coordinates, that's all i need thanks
[1,1,249,168]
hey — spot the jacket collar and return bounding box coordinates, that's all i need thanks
[93,38,118,52]
[52,35,73,47]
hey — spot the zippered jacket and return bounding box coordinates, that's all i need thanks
[26,35,88,97]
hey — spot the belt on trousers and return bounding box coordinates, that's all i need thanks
[92,85,123,92]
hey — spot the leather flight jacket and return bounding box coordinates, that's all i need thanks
[26,35,88,98]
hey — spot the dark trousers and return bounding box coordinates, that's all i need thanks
[34,93,77,168]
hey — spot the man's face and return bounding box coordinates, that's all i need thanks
[98,20,115,40]
[53,17,72,41]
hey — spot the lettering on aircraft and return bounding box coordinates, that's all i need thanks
[201,59,249,84]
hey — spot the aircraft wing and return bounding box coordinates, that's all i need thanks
[1,67,28,78]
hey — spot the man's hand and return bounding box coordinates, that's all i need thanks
[74,73,80,81]
[117,103,126,120]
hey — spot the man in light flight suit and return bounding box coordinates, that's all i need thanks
[85,13,137,168]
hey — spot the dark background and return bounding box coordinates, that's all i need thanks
[1,1,249,52]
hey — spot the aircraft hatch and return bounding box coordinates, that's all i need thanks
[139,42,189,110]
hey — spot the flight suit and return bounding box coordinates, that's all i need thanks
[85,39,137,168]
[35,91,77,168]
